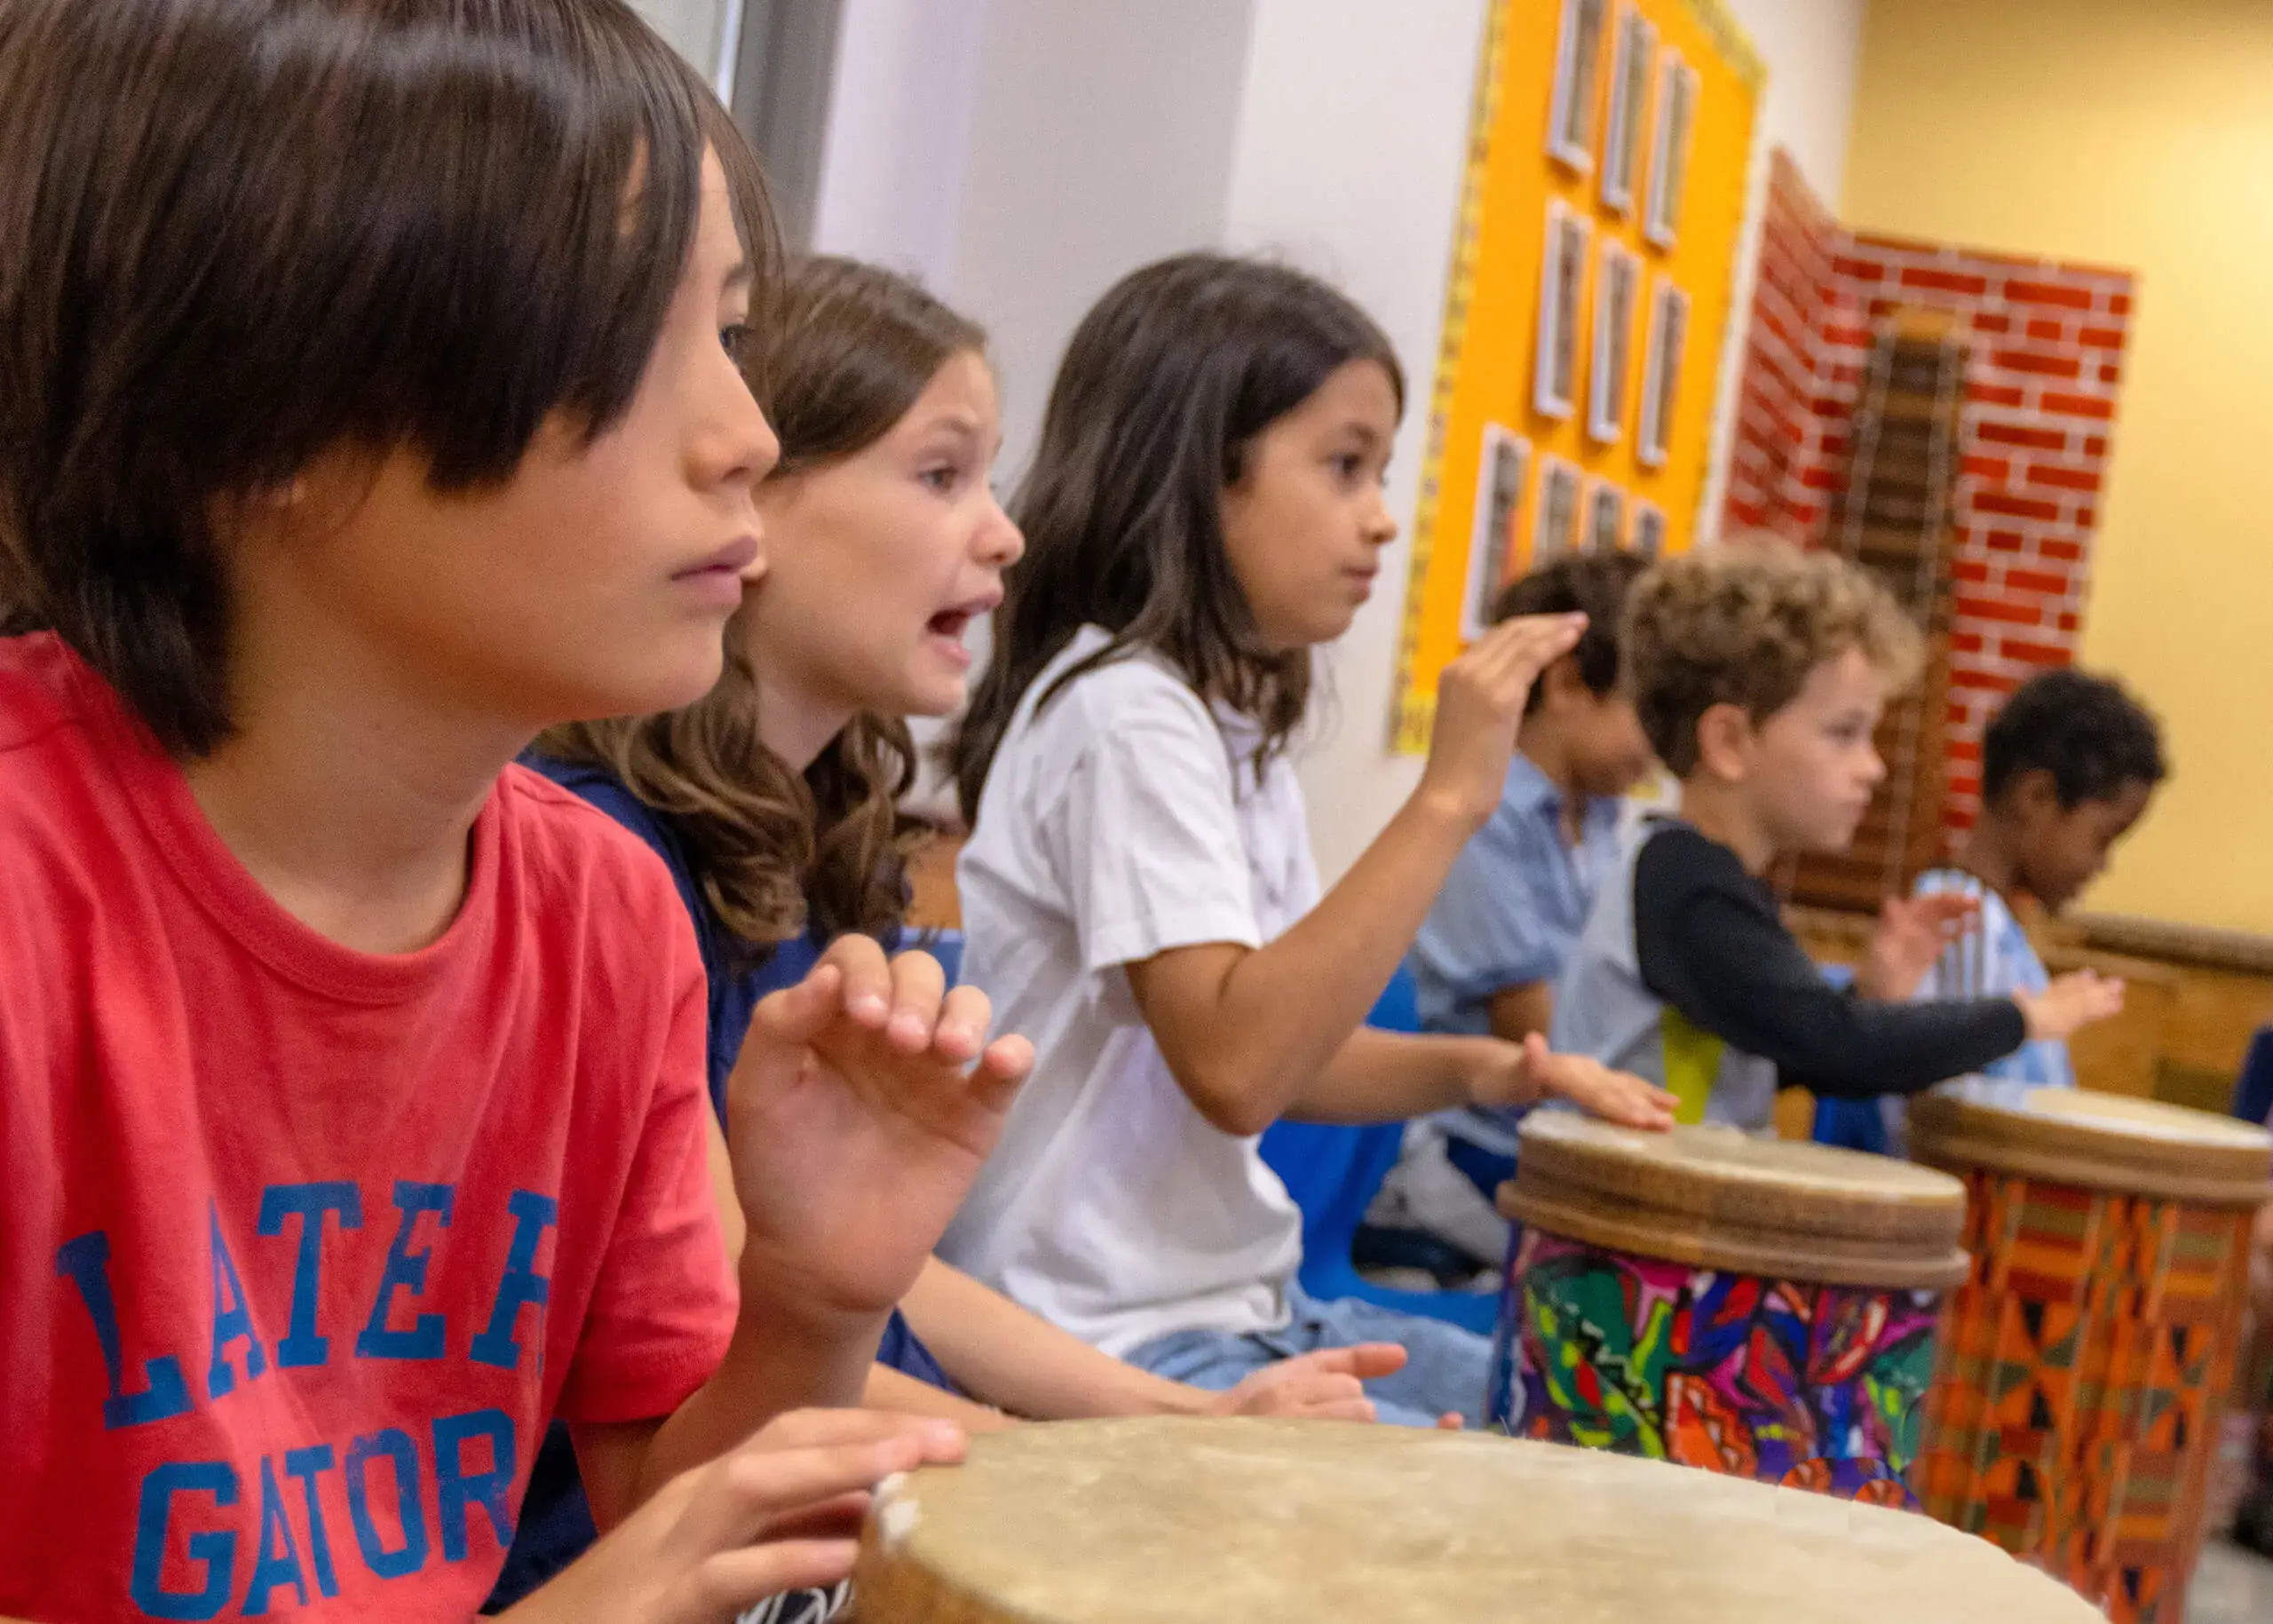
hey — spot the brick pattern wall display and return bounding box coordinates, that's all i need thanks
[1725,150,2136,834]
[1722,151,1837,545]
[1783,316,1965,914]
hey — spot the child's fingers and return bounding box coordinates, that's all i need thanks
[1437,1413,1465,1430]
[688,1440,913,1557]
[1464,626,1581,700]
[1489,611,1587,664]
[1912,894,1977,936]
[745,963,845,1051]
[820,934,895,1027]
[885,950,948,1054]
[752,1408,968,1461]
[680,1539,862,1620]
[1624,1079,1681,1129]
[931,983,994,1064]
[1290,1394,1379,1423]
[969,1034,1035,1113]
[1247,1371,1367,1411]
[1281,1343,1409,1382]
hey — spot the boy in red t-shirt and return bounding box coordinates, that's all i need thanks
[0,4,1031,1621]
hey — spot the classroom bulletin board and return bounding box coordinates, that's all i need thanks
[1390,0,1762,752]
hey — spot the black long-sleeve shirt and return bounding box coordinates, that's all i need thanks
[1631,823,2026,1099]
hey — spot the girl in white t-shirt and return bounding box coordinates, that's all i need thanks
[939,254,1675,1426]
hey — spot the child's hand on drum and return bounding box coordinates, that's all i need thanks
[1204,1343,1411,1423]
[2014,969,2125,1042]
[1477,1034,1677,1130]
[1859,891,1978,999]
[726,936,1035,1319]
[506,1410,966,1624]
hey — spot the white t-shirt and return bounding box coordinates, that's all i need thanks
[940,626,1312,1357]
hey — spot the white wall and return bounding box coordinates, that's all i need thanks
[629,0,735,86]
[808,0,990,291]
[1221,0,1490,883]
[947,0,1258,483]
[812,0,1259,819]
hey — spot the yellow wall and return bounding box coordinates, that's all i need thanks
[1845,0,2273,934]
[1392,0,1760,750]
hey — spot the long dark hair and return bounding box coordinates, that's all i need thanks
[0,0,774,757]
[541,258,984,955]
[947,253,1402,824]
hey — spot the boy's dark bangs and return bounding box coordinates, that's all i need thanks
[265,0,719,484]
[0,0,774,757]
[34,1,725,496]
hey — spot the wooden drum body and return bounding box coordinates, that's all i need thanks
[1912,1087,2273,1624]
[1491,1115,1968,1501]
[854,1417,2104,1624]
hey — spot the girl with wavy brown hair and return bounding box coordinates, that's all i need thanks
[498,257,1412,1613]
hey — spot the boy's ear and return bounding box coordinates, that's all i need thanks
[2008,766,2064,821]
[1693,701,1754,783]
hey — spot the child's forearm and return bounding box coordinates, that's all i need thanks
[1127,788,1485,1136]
[1286,1029,1501,1124]
[897,1256,1210,1421]
[616,1260,891,1522]
[865,1360,1020,1431]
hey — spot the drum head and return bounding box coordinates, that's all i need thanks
[855,1419,2103,1623]
[1502,1115,1969,1287]
[1910,1084,2273,1204]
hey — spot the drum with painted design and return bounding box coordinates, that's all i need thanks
[1910,1085,2273,1624]
[1490,1113,1968,1502]
[853,1416,2101,1622]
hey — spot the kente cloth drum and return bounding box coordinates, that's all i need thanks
[851,1416,2103,1623]
[1910,1085,2273,1624]
[1489,1114,1969,1501]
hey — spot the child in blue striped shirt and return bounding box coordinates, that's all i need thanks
[1889,669,2166,1148]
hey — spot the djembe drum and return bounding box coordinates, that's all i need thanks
[852,1417,2103,1622]
[1491,1113,1969,1501]
[1911,1086,2273,1623]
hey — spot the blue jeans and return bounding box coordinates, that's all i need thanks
[1124,1283,1492,1429]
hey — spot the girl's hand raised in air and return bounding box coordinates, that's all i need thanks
[1471,1033,1677,1131]
[726,935,1034,1321]
[1418,614,1587,829]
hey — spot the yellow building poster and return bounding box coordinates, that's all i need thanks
[1391,0,1762,751]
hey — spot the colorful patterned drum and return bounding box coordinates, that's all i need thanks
[1490,1113,1968,1502]
[853,1417,2103,1623]
[1911,1086,2273,1624]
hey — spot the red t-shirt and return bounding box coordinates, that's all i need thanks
[0,634,737,1621]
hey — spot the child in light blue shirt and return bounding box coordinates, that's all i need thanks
[1375,554,1656,1270]
[1888,668,2166,1151]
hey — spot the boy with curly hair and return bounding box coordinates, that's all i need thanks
[1551,544,2123,1129]
[1912,669,2166,1081]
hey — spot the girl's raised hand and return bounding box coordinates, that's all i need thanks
[1419,614,1587,828]
[725,935,1034,1319]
